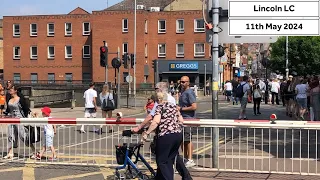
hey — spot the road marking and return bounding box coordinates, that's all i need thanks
[219,155,274,159]
[0,167,23,172]
[199,106,233,113]
[23,159,35,180]
[193,143,213,154]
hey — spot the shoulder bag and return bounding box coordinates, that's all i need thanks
[102,93,115,111]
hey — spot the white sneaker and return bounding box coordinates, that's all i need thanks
[185,159,196,168]
[80,129,86,133]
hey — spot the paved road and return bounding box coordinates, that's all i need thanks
[0,98,319,179]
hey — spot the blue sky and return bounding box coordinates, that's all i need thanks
[0,0,122,18]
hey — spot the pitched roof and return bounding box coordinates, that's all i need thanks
[105,0,175,11]
[68,7,90,15]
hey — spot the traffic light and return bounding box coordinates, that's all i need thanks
[100,46,108,67]
[130,54,135,68]
[122,53,128,69]
[152,60,156,71]
[218,45,225,58]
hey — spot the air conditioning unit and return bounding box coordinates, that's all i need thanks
[137,5,145,10]
[149,7,160,12]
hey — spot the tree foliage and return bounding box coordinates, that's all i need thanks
[270,36,320,76]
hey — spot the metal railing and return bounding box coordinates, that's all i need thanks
[32,91,73,105]
[0,118,319,176]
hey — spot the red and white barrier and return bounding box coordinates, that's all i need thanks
[0,118,319,128]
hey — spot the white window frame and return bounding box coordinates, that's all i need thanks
[83,45,91,58]
[158,44,166,58]
[176,19,184,33]
[30,23,37,36]
[13,24,20,37]
[144,20,148,33]
[47,23,55,36]
[122,19,128,33]
[144,43,148,58]
[82,22,90,35]
[65,46,72,59]
[13,46,21,60]
[158,20,166,33]
[194,19,205,32]
[176,43,184,57]
[122,43,128,54]
[47,46,55,59]
[65,23,72,36]
[194,43,205,57]
[30,46,38,59]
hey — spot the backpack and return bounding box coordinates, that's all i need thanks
[235,83,247,98]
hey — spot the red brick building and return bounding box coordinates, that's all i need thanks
[3,3,214,85]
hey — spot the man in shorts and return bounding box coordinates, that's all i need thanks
[177,76,197,168]
[81,82,98,133]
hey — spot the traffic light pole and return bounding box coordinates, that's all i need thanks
[117,47,121,109]
[133,0,137,107]
[211,0,219,169]
[104,41,108,85]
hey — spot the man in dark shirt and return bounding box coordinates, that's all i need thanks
[177,76,197,168]
[231,76,239,105]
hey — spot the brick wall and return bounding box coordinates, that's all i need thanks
[0,39,3,70]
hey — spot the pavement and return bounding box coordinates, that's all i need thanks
[0,96,318,179]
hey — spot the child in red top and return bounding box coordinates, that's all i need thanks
[0,90,6,116]
[144,95,156,114]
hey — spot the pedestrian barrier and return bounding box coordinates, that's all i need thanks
[0,118,320,176]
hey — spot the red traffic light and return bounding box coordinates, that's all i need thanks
[100,47,106,53]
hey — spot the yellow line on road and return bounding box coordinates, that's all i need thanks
[23,159,35,180]
[194,138,226,155]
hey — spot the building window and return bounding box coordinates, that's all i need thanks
[13,24,20,37]
[48,73,55,83]
[30,23,37,36]
[145,20,148,33]
[144,43,148,57]
[31,73,38,84]
[13,73,21,84]
[65,46,72,59]
[83,45,90,58]
[176,43,184,57]
[47,23,54,36]
[83,22,90,35]
[122,19,128,32]
[194,43,205,57]
[158,20,166,33]
[82,73,92,83]
[194,19,205,32]
[30,46,38,59]
[176,19,184,33]
[48,46,55,59]
[13,46,21,60]
[65,23,72,36]
[158,44,166,57]
[65,73,73,83]
[122,43,128,54]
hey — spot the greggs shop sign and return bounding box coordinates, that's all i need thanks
[169,62,199,71]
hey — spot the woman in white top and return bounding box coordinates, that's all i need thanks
[99,85,115,134]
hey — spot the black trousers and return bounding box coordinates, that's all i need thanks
[155,133,191,180]
[271,92,279,105]
[253,98,261,114]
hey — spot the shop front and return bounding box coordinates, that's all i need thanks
[154,60,212,88]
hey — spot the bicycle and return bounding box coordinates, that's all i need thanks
[114,130,156,180]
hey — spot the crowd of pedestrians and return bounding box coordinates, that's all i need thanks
[223,74,320,121]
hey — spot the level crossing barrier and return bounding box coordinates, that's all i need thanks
[0,118,319,176]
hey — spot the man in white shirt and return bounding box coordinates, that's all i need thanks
[81,82,98,133]
[224,80,233,102]
[270,79,280,105]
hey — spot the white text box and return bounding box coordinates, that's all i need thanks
[229,1,319,17]
[229,19,319,36]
